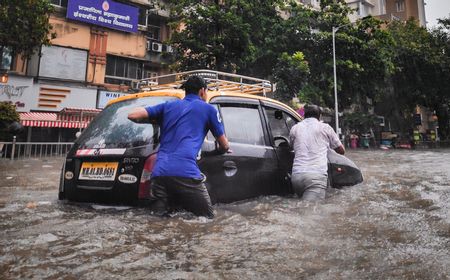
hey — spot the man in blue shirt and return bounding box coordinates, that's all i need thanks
[128,76,229,218]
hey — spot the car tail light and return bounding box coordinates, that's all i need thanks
[139,154,157,199]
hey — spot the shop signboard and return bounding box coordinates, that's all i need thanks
[97,90,128,109]
[67,0,138,33]
[0,75,36,112]
[39,46,88,81]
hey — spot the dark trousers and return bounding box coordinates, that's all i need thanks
[151,176,214,218]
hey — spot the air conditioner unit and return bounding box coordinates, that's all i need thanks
[152,42,163,52]
[163,45,173,53]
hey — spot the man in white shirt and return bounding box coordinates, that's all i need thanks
[289,105,345,201]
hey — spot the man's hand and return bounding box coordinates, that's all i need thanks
[334,145,345,155]
[128,107,149,123]
[216,134,230,154]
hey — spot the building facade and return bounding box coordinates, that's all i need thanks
[0,0,172,142]
[346,0,426,26]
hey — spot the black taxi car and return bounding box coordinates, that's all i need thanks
[58,70,363,204]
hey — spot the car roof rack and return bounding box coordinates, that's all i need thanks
[134,69,273,97]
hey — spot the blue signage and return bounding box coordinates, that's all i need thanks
[67,0,138,33]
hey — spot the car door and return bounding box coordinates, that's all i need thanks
[261,102,299,193]
[198,97,280,203]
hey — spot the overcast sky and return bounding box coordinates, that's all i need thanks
[425,0,450,28]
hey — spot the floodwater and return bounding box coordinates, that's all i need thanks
[0,150,449,279]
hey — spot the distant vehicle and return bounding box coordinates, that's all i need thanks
[58,70,363,205]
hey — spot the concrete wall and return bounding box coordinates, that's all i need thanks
[50,17,91,50]
[107,31,146,58]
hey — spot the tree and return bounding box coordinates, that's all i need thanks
[0,0,54,67]
[0,101,20,141]
[270,1,394,110]
[166,0,283,73]
[272,52,310,102]
[378,19,450,137]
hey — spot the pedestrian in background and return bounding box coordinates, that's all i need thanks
[128,76,229,218]
[289,104,345,201]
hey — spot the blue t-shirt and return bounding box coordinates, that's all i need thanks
[145,94,224,179]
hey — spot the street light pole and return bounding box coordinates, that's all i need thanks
[332,23,354,136]
[332,26,339,135]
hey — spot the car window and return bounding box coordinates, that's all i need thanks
[220,105,265,145]
[263,106,298,147]
[77,96,177,149]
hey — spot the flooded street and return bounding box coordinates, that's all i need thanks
[1,150,449,279]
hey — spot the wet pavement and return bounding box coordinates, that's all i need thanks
[0,150,449,279]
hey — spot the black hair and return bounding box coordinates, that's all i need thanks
[180,75,207,94]
[304,104,322,119]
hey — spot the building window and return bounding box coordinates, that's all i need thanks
[379,0,386,14]
[220,105,265,146]
[138,11,163,41]
[396,0,405,12]
[147,16,162,41]
[105,55,143,85]
[138,8,148,26]
[50,0,68,7]
[1,47,12,70]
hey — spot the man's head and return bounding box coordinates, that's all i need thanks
[304,104,322,119]
[181,75,208,100]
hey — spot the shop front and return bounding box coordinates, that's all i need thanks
[19,108,101,142]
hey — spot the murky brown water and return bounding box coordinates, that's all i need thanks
[1,150,449,279]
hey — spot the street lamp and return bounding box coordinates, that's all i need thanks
[332,23,353,135]
[0,69,8,84]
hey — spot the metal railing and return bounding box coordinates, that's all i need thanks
[135,69,273,96]
[0,137,74,160]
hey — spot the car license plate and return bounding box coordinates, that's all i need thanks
[79,162,118,181]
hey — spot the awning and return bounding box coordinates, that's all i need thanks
[58,107,101,128]
[20,108,101,128]
[60,107,102,114]
[20,112,60,127]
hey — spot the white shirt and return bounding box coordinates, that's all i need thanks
[289,118,342,175]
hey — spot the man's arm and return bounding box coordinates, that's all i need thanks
[334,145,345,155]
[326,124,345,155]
[216,134,230,154]
[128,107,149,122]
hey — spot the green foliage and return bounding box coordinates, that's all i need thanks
[383,18,450,138]
[0,102,20,141]
[268,2,395,110]
[165,1,450,138]
[166,0,283,74]
[273,51,310,102]
[342,111,379,133]
[0,102,19,123]
[0,0,55,60]
[298,85,325,106]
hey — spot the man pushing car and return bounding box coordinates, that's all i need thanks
[128,75,229,218]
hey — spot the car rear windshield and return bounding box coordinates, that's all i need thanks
[76,96,177,149]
